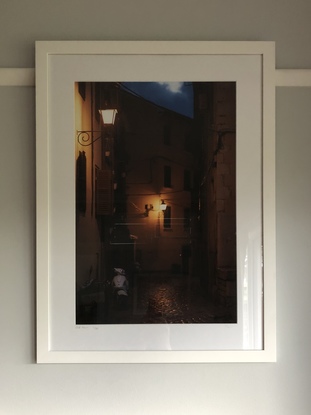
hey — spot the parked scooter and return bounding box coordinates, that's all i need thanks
[111,268,129,308]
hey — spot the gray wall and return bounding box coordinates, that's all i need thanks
[1,1,311,414]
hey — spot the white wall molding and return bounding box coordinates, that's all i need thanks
[1,68,311,87]
[0,68,35,86]
[275,69,311,87]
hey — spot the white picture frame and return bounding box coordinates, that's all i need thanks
[36,41,276,363]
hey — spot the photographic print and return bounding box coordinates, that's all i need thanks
[75,81,237,326]
[36,41,276,362]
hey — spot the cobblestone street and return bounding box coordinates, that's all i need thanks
[106,273,236,325]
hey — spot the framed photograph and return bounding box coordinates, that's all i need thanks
[36,41,276,363]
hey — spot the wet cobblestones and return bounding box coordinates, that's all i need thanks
[106,273,236,325]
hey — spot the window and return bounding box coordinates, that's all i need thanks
[163,206,171,229]
[164,165,171,188]
[184,169,191,191]
[76,151,87,214]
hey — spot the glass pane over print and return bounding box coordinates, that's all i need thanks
[75,82,237,325]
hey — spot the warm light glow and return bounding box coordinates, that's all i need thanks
[99,109,118,125]
[160,200,167,211]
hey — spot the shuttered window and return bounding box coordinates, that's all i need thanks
[163,206,172,229]
[164,165,171,188]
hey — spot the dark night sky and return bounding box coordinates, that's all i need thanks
[121,82,194,118]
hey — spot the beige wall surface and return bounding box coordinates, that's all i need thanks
[1,1,311,414]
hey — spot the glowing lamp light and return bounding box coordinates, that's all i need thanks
[99,109,118,125]
[77,108,118,146]
[160,200,167,211]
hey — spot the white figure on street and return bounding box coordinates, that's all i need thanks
[112,268,129,294]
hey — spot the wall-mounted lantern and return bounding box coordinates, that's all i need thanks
[77,107,118,146]
[160,200,167,211]
[98,109,118,125]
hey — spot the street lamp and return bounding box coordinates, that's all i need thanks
[160,200,167,211]
[77,108,118,146]
[99,109,118,125]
